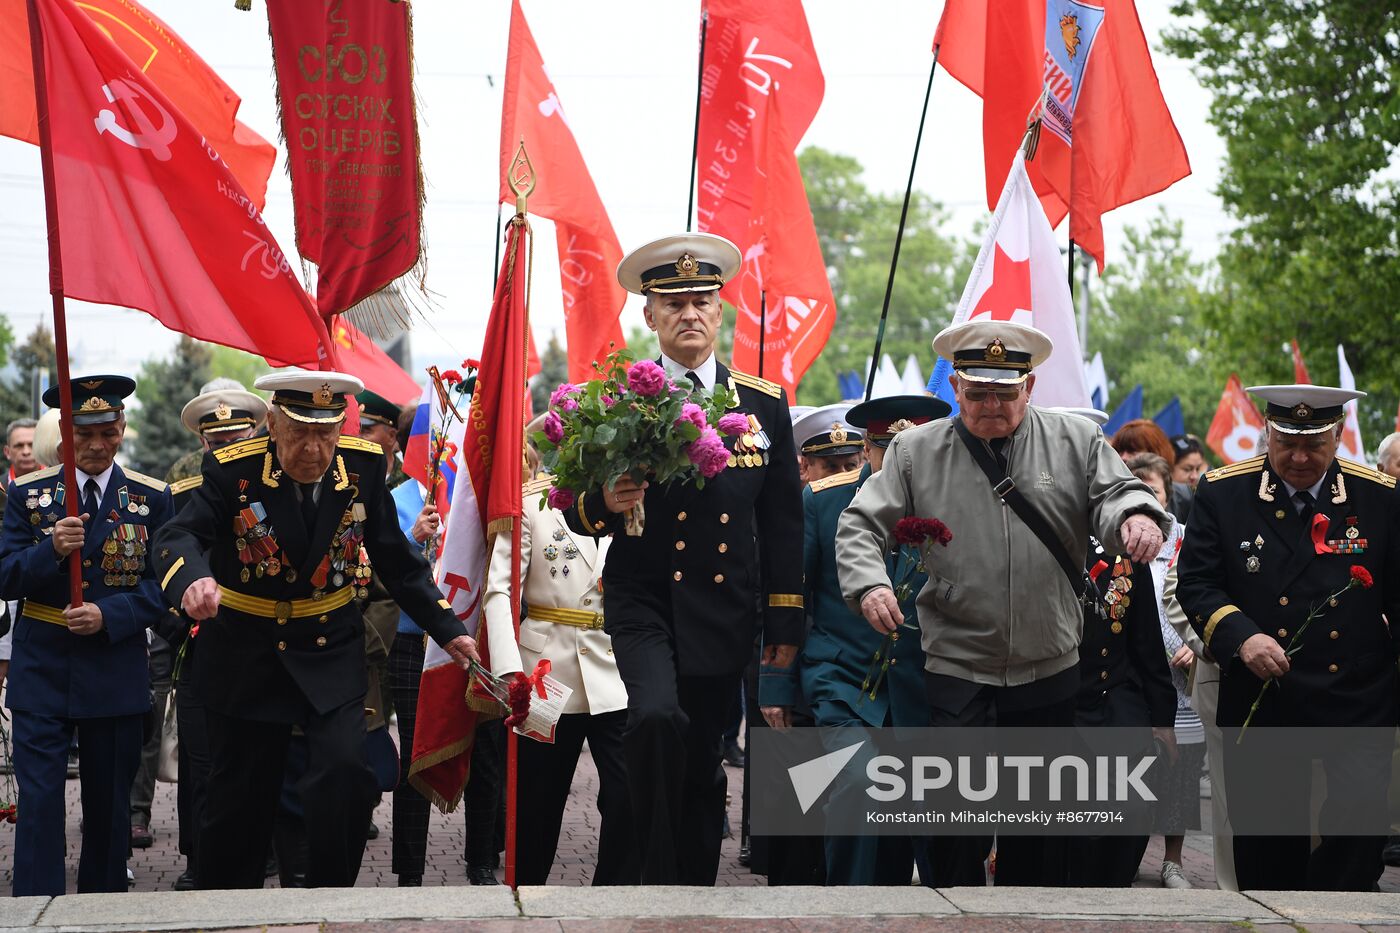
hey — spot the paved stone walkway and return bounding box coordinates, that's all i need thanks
[2,723,1398,895]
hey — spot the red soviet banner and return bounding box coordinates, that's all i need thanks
[696,0,833,397]
[266,0,423,319]
[499,0,626,383]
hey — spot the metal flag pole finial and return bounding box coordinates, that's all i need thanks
[507,138,536,216]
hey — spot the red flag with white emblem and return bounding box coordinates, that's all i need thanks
[941,148,1090,408]
[1206,374,1265,465]
[696,0,834,397]
[24,0,331,367]
[499,0,625,381]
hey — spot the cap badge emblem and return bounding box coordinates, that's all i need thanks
[675,253,700,277]
[79,380,103,390]
[78,396,107,412]
[214,402,232,421]
[315,383,334,406]
[830,423,847,444]
[1293,403,1312,420]
[888,418,916,435]
[986,338,1006,360]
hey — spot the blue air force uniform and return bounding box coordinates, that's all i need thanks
[0,375,173,896]
[1178,385,1400,891]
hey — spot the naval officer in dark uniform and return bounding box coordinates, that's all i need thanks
[1178,384,1400,891]
[0,376,173,896]
[161,381,267,890]
[151,370,478,890]
[564,233,805,885]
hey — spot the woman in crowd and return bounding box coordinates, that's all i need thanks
[1125,452,1204,890]
[1170,434,1208,490]
[1110,419,1194,524]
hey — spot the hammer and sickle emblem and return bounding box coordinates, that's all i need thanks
[94,79,177,161]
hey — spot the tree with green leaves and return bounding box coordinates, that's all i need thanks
[129,336,212,474]
[1164,1,1400,446]
[0,322,52,429]
[781,147,975,405]
[530,333,570,415]
[1088,211,1232,437]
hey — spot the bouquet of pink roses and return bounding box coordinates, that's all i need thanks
[535,349,748,535]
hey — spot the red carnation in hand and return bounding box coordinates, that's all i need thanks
[893,516,953,548]
[1350,565,1374,589]
[504,673,533,729]
[441,370,463,386]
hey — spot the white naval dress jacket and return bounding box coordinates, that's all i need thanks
[481,478,627,716]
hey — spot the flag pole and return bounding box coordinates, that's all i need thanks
[492,202,504,292]
[685,7,709,232]
[757,290,766,378]
[503,140,536,892]
[26,0,84,608]
[1067,238,1075,298]
[863,44,940,401]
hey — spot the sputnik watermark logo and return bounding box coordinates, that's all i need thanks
[787,740,865,814]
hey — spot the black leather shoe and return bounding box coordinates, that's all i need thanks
[366,820,380,840]
[173,869,196,891]
[723,740,746,768]
[398,873,423,887]
[466,864,500,885]
[1384,836,1400,867]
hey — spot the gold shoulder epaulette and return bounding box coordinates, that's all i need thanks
[730,370,782,399]
[169,476,203,495]
[122,468,168,492]
[1202,455,1265,483]
[1339,458,1397,489]
[809,468,862,493]
[523,477,553,495]
[337,436,385,456]
[213,435,268,464]
[13,465,61,486]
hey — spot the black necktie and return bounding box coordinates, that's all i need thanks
[685,370,702,390]
[82,478,100,520]
[300,482,319,532]
[1294,490,1315,522]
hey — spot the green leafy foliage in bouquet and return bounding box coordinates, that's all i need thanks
[533,349,747,512]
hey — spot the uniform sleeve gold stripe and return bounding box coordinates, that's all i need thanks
[768,594,804,609]
[169,476,203,495]
[1202,604,1239,648]
[337,436,384,455]
[160,557,186,591]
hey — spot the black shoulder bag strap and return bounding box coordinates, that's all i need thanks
[952,418,1091,602]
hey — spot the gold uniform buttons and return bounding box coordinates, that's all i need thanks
[1328,664,1339,673]
[277,617,289,626]
[1278,597,1289,606]
[316,636,327,647]
[81,581,89,590]
[319,615,329,624]
[719,513,730,524]
[606,647,613,656]
[714,574,725,584]
[675,540,686,551]
[583,598,593,606]
[1100,671,1109,681]
[579,647,589,655]
[1277,628,1288,638]
[1330,630,1340,640]
[677,511,688,521]
[717,543,728,553]
[1100,648,1109,657]
[82,559,91,568]
[673,571,683,581]
[277,641,287,651]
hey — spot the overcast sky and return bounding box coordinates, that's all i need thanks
[0,0,1228,379]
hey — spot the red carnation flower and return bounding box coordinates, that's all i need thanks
[504,673,533,728]
[464,358,481,370]
[1350,565,1374,589]
[441,370,463,386]
[893,516,953,548]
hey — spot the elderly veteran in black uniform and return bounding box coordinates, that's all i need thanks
[564,233,805,885]
[791,404,864,482]
[158,381,267,890]
[151,370,479,890]
[1178,384,1400,892]
[0,376,173,896]
[837,321,1170,887]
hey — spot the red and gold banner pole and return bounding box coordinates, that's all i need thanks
[503,140,535,891]
[26,0,84,608]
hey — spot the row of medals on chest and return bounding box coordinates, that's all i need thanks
[27,485,150,586]
[233,495,371,596]
[729,415,771,469]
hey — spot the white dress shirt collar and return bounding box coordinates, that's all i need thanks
[1281,474,1327,508]
[75,463,116,504]
[659,352,717,391]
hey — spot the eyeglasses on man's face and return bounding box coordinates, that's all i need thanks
[960,384,1023,403]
